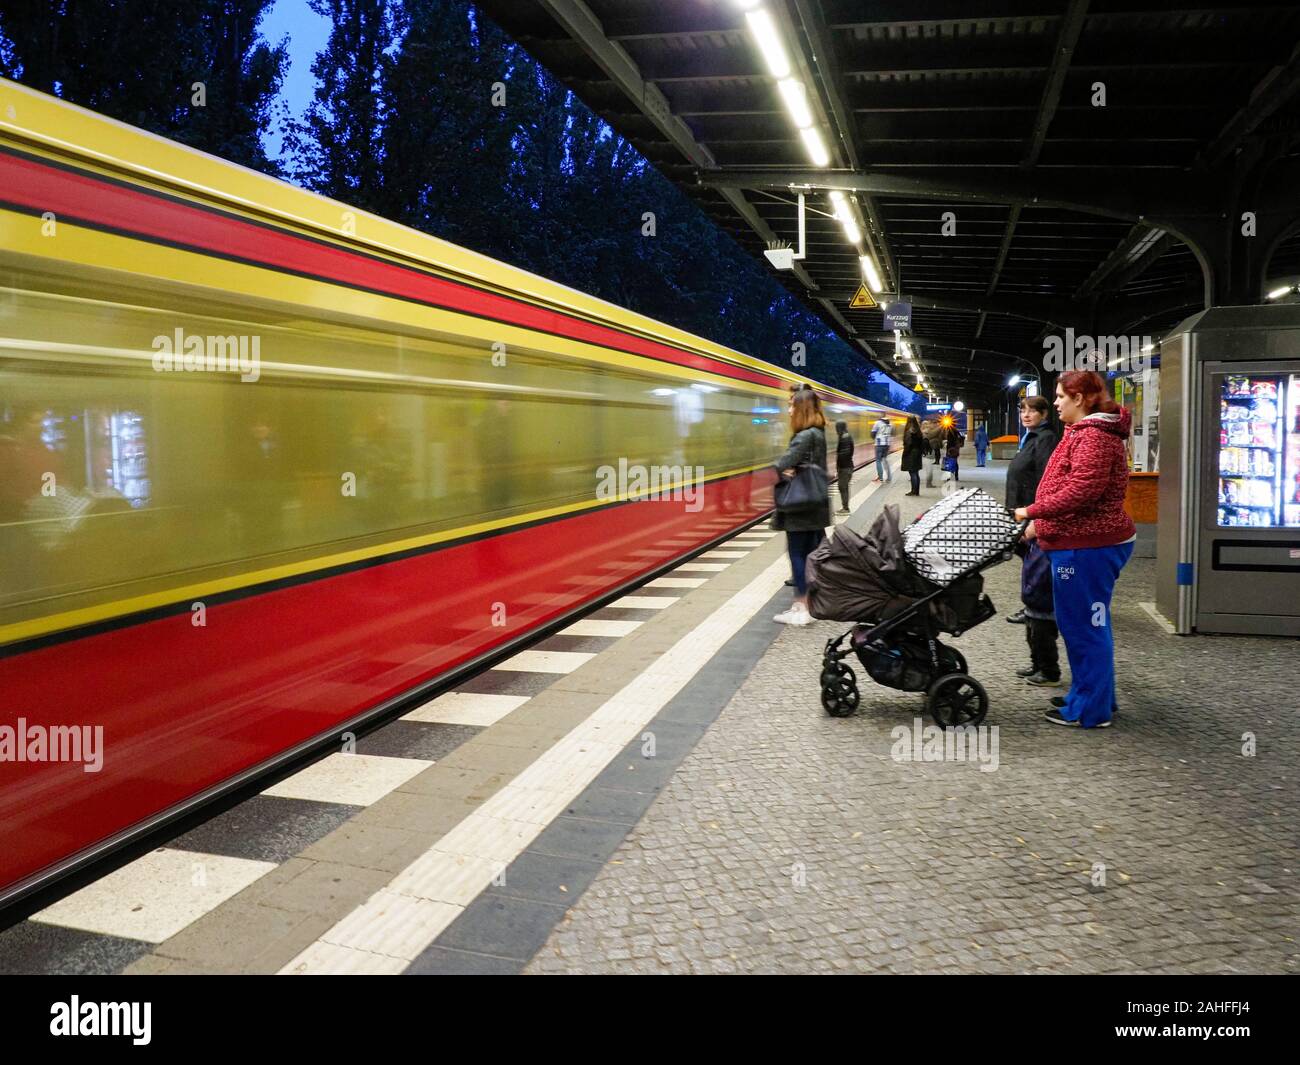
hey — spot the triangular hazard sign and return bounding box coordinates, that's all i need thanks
[913,383,926,392]
[849,284,876,309]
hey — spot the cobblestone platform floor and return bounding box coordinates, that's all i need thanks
[527,465,1300,974]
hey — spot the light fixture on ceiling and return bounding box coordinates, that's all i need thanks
[860,254,882,293]
[745,9,791,79]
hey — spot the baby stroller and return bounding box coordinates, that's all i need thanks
[806,487,1025,728]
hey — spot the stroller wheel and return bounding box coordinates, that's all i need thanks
[926,673,987,728]
[821,662,860,717]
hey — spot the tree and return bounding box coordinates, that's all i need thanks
[0,0,287,174]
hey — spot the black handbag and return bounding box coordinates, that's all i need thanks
[774,463,829,513]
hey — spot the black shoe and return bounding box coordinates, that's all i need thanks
[784,579,795,587]
[837,508,851,514]
[1049,695,1119,713]
[1006,609,1027,624]
[1015,665,1037,678]
[1044,708,1110,729]
[1025,672,1064,687]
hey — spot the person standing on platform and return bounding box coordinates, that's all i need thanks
[1016,371,1136,729]
[834,420,855,514]
[942,422,964,483]
[900,415,925,496]
[1004,396,1059,624]
[871,414,893,483]
[772,388,831,627]
[974,423,989,467]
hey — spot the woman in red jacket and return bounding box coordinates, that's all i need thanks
[1013,371,1136,729]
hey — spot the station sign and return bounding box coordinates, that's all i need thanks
[883,301,912,331]
[926,402,953,412]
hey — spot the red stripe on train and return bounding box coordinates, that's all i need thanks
[0,152,787,390]
[0,476,771,899]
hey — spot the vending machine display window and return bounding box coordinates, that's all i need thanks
[1216,374,1300,528]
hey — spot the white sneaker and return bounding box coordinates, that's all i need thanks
[773,605,813,626]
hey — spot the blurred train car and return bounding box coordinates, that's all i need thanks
[0,79,907,904]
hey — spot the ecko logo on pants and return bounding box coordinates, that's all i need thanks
[1056,566,1075,580]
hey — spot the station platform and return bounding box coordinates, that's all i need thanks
[2,460,1296,976]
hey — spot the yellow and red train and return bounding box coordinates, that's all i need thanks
[0,79,907,903]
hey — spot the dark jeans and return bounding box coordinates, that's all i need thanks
[1025,617,1060,680]
[786,529,822,596]
[908,470,920,493]
[836,468,852,509]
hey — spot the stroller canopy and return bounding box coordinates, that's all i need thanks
[902,487,1020,585]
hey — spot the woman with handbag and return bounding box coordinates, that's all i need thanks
[900,415,925,496]
[772,388,831,626]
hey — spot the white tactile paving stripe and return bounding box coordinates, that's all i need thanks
[608,595,678,610]
[281,554,789,974]
[674,563,728,572]
[644,576,707,589]
[403,692,531,727]
[31,847,276,944]
[560,618,643,637]
[491,649,595,674]
[261,753,432,807]
[698,551,746,560]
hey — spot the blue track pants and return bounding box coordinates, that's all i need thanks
[1047,541,1134,728]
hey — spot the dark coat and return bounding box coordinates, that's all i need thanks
[835,429,855,470]
[900,427,925,472]
[1005,424,1059,510]
[772,426,831,532]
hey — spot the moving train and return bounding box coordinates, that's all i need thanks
[0,79,907,904]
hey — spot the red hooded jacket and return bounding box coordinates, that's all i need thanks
[1025,407,1136,551]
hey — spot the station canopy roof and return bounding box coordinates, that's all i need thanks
[477,1,1300,403]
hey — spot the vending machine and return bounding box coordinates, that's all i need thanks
[1156,304,1300,636]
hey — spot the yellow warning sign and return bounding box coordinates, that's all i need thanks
[913,383,926,392]
[849,284,876,309]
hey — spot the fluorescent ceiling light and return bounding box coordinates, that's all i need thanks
[800,126,830,167]
[732,0,763,10]
[841,218,861,244]
[1008,375,1021,386]
[860,254,882,292]
[1267,284,1293,300]
[777,78,813,128]
[650,388,676,396]
[745,9,791,79]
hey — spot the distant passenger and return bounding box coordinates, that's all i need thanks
[871,414,892,482]
[834,420,855,514]
[974,423,989,467]
[772,388,830,627]
[900,415,925,496]
[942,423,965,483]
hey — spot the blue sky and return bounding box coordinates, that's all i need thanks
[259,0,332,163]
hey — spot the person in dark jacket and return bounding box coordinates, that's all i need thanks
[772,389,831,626]
[942,423,964,482]
[1004,395,1059,625]
[974,424,989,467]
[900,415,925,496]
[834,420,855,514]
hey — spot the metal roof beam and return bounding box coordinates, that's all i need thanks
[1195,39,1300,168]
[695,166,1212,226]
[535,0,819,291]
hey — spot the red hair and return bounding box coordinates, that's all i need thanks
[1056,370,1118,414]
